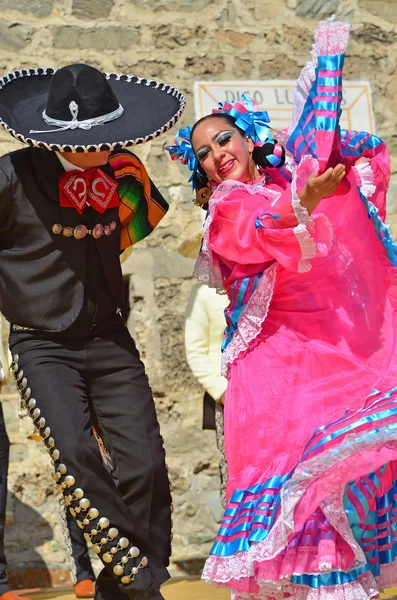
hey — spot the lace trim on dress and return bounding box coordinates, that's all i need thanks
[353,162,376,200]
[192,204,225,293]
[291,154,334,272]
[221,263,278,377]
[291,155,317,225]
[294,223,317,273]
[230,567,381,600]
[290,154,334,272]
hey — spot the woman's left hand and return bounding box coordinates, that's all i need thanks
[299,163,346,214]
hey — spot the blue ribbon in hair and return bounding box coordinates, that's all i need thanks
[218,94,273,144]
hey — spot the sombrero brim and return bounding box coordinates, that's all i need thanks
[0,68,185,152]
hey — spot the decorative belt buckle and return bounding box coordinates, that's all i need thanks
[52,221,117,240]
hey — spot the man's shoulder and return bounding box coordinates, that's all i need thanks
[0,146,54,179]
[0,146,31,174]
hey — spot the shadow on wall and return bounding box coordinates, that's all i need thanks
[5,491,69,588]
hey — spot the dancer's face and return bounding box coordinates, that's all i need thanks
[191,117,255,184]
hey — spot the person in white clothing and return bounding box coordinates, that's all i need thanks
[180,232,229,506]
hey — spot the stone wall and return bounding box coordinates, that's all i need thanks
[0,0,396,588]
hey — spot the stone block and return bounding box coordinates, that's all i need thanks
[184,56,225,76]
[234,56,257,78]
[282,24,315,53]
[52,25,140,51]
[186,531,215,545]
[359,0,397,23]
[217,1,237,27]
[114,59,175,81]
[260,55,302,79]
[128,0,213,11]
[9,442,27,462]
[388,74,397,104]
[0,0,54,17]
[72,0,114,20]
[215,30,254,48]
[296,0,339,17]
[189,474,213,493]
[250,0,287,20]
[388,174,397,217]
[351,24,397,45]
[206,490,223,523]
[0,22,32,51]
[342,54,381,79]
[152,24,206,51]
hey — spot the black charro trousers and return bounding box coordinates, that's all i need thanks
[9,324,171,600]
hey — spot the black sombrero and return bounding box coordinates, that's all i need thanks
[0,63,186,152]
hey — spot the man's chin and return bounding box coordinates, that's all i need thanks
[91,158,109,167]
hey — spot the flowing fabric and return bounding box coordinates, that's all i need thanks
[199,18,397,600]
[109,152,169,249]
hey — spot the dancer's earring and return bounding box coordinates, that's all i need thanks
[194,184,211,207]
[249,154,256,181]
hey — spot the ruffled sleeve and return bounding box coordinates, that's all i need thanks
[352,146,390,220]
[352,152,397,267]
[208,178,333,274]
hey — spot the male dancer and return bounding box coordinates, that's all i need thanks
[0,63,185,600]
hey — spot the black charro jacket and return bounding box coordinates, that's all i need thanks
[0,147,126,332]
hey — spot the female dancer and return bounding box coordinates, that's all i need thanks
[167,18,397,600]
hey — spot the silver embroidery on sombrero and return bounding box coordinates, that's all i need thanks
[10,353,148,586]
[30,100,124,135]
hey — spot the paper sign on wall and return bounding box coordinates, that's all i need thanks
[194,81,375,133]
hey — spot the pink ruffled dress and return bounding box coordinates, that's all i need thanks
[198,18,397,600]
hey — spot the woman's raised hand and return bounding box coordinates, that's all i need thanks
[299,164,346,214]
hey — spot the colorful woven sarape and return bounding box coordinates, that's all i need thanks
[109,151,169,249]
[203,388,397,600]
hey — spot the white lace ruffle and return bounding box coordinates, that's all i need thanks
[202,423,397,592]
[192,204,225,293]
[193,178,280,293]
[294,223,317,273]
[291,155,315,226]
[290,154,334,272]
[353,161,376,200]
[230,568,380,600]
[289,17,351,138]
[220,262,278,377]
